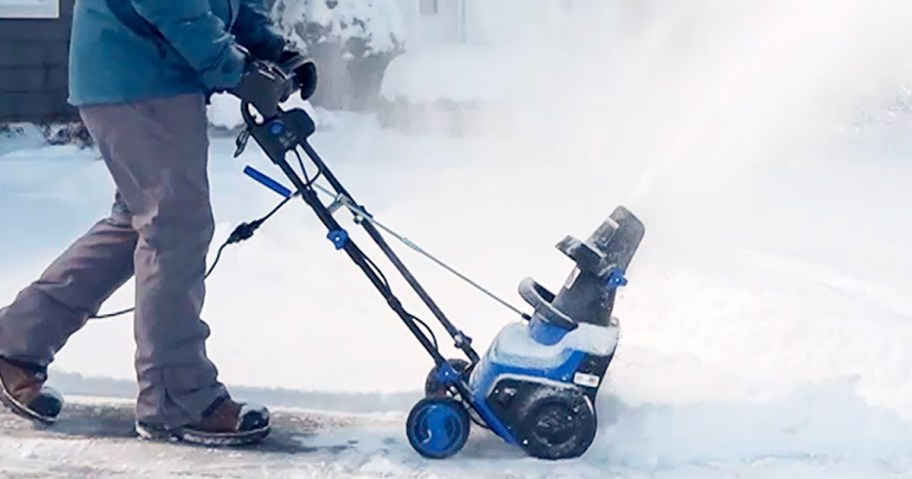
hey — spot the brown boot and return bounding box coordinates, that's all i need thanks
[136,395,270,446]
[0,357,63,424]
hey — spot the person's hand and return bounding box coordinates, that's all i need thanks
[278,50,318,101]
[229,59,295,119]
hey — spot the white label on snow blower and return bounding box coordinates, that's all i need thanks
[573,372,600,388]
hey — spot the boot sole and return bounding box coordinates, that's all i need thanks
[0,379,56,425]
[135,421,270,447]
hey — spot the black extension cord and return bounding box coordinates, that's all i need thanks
[90,196,294,320]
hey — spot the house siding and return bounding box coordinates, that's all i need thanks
[0,0,77,123]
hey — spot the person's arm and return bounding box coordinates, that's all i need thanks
[128,0,247,90]
[233,0,288,62]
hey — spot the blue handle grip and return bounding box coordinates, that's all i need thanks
[243,166,292,198]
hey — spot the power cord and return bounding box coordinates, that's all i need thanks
[90,195,295,320]
[409,314,439,351]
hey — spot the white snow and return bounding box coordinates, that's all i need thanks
[489,321,619,369]
[272,0,405,55]
[380,44,511,104]
[2,0,912,476]
[206,93,246,130]
[1,385,911,478]
[0,123,47,156]
[206,93,322,131]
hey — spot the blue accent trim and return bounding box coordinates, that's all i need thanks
[327,229,349,250]
[426,406,453,451]
[467,394,520,446]
[268,121,285,136]
[529,316,570,345]
[606,269,628,290]
[472,348,587,401]
[435,361,459,385]
[243,166,292,198]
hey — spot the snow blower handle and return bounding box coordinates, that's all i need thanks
[236,95,483,366]
[231,59,296,121]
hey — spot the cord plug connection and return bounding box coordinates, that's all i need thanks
[228,220,263,245]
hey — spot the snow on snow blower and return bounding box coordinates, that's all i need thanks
[230,59,646,460]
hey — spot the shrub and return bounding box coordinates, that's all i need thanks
[271,0,407,111]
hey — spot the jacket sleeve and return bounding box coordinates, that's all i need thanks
[128,0,247,90]
[233,0,288,62]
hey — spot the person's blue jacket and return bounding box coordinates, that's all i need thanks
[69,0,287,106]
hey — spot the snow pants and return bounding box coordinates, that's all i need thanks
[0,93,227,428]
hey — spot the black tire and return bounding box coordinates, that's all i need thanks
[406,397,471,459]
[424,359,472,398]
[516,387,597,460]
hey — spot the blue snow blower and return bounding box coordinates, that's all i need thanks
[233,59,645,460]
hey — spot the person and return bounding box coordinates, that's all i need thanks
[0,0,316,446]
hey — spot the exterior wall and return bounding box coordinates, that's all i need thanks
[0,0,77,123]
[395,0,602,47]
[395,0,465,46]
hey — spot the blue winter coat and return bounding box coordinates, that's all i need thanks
[69,0,287,106]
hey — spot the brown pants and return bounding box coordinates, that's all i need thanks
[0,94,226,428]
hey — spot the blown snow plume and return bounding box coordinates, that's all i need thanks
[365,0,912,464]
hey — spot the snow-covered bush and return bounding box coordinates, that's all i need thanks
[271,0,406,111]
[0,124,18,137]
[41,121,94,148]
[0,121,94,149]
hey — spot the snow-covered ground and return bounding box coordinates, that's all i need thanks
[3,0,912,476]
[1,388,911,479]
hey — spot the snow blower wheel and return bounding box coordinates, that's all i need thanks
[517,388,597,460]
[406,397,471,459]
[424,360,487,429]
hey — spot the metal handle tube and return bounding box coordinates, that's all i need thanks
[240,102,479,363]
[270,154,455,366]
[299,141,480,362]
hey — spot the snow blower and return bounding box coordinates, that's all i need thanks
[231,59,645,460]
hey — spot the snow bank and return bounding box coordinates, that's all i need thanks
[0,124,46,157]
[597,378,912,469]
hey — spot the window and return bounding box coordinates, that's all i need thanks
[0,0,59,19]
[419,0,438,16]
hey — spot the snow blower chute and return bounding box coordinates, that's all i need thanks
[233,59,645,460]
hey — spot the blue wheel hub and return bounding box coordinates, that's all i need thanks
[406,397,470,459]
